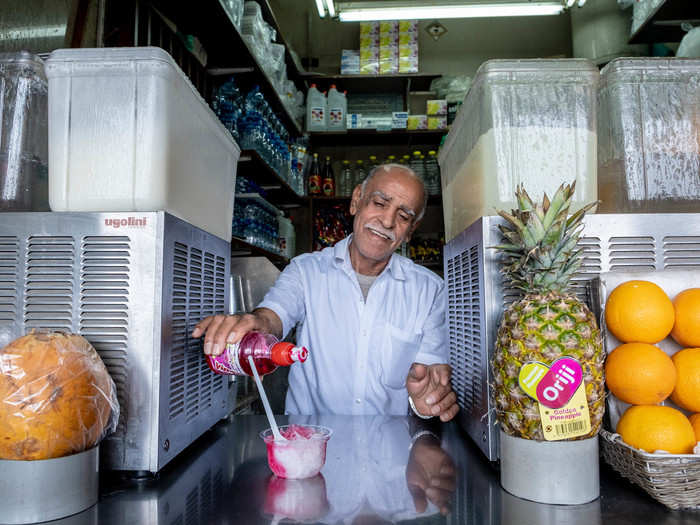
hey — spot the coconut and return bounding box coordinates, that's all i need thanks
[0,332,117,460]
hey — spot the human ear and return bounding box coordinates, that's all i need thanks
[350,185,362,215]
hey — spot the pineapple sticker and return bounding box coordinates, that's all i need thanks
[491,182,605,441]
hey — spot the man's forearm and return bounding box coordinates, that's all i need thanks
[251,307,284,339]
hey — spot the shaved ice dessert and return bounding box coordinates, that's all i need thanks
[263,473,330,522]
[260,424,332,479]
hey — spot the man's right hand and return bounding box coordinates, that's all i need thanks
[191,308,282,356]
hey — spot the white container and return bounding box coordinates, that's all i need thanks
[277,214,295,259]
[597,58,700,213]
[306,84,327,131]
[438,59,599,242]
[327,85,347,131]
[45,47,240,241]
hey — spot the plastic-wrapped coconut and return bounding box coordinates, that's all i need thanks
[0,332,119,460]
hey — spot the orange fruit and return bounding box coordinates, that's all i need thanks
[689,413,700,441]
[670,348,700,412]
[605,280,674,343]
[671,288,700,347]
[605,342,676,405]
[617,405,696,454]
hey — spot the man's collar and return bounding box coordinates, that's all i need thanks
[333,234,406,281]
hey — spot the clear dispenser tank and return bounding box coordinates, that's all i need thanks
[438,59,599,241]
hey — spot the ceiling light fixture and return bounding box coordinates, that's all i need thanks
[315,0,326,18]
[337,1,564,21]
[338,0,564,22]
[324,0,336,17]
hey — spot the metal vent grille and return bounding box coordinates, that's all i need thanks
[0,237,19,324]
[609,236,656,271]
[24,236,74,332]
[571,236,603,303]
[663,236,700,269]
[168,243,226,423]
[80,236,130,435]
[171,468,221,525]
[447,245,482,412]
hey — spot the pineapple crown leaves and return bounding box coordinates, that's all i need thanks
[493,182,598,294]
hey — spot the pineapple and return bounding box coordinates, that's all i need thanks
[492,182,604,441]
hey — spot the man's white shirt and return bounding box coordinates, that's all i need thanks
[258,234,448,415]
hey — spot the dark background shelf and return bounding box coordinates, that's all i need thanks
[303,73,441,93]
[237,149,306,208]
[231,236,288,269]
[629,0,700,44]
[309,129,446,147]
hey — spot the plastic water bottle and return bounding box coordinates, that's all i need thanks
[354,159,367,188]
[367,155,378,173]
[425,150,441,195]
[327,85,347,131]
[206,332,308,376]
[339,160,353,196]
[306,84,327,132]
[410,150,426,181]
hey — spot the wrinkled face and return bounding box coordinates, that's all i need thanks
[349,168,424,264]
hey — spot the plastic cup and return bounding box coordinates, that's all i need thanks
[263,473,330,522]
[260,424,332,479]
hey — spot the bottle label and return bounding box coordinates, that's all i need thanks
[329,107,343,124]
[309,174,321,194]
[206,342,245,376]
[518,357,591,441]
[322,178,335,196]
[310,107,325,124]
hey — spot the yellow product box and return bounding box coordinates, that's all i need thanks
[427,99,448,116]
[379,21,399,35]
[360,21,379,37]
[398,20,418,32]
[407,114,428,130]
[428,115,447,130]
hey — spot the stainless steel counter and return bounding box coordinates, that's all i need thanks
[35,415,700,525]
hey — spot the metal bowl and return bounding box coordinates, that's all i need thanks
[0,446,99,524]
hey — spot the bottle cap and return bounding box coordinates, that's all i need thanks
[271,342,309,366]
[310,83,317,88]
[330,84,337,89]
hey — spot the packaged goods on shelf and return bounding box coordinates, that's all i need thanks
[407,115,427,130]
[341,49,360,74]
[427,99,447,116]
[314,205,352,251]
[379,21,399,75]
[348,113,362,129]
[438,59,599,242]
[427,115,447,130]
[360,22,379,74]
[398,20,419,73]
[327,86,347,131]
[597,58,700,213]
[0,51,49,212]
[277,214,296,258]
[45,47,240,242]
[233,196,282,254]
[306,84,327,131]
[392,111,408,129]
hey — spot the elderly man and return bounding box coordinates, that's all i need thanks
[193,163,458,421]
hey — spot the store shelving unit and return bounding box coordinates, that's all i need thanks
[629,0,700,44]
[309,129,446,147]
[238,150,306,208]
[231,236,288,270]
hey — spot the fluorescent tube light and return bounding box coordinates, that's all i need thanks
[338,2,564,21]
[315,0,326,17]
[324,0,336,17]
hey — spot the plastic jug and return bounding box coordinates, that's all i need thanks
[327,85,347,130]
[306,84,327,131]
[206,331,308,376]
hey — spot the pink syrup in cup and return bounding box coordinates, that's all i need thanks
[260,424,332,479]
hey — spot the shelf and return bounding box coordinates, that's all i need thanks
[629,0,700,44]
[235,193,282,215]
[237,150,307,207]
[303,73,441,93]
[231,236,288,269]
[309,129,446,147]
[310,194,442,206]
[151,0,303,135]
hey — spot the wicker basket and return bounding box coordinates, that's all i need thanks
[600,429,700,510]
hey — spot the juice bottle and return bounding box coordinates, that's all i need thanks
[206,332,308,376]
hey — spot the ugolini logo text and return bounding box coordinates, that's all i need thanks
[104,217,147,228]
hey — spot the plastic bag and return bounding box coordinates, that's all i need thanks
[0,332,119,460]
[677,27,700,58]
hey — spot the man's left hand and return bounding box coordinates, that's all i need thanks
[406,363,459,422]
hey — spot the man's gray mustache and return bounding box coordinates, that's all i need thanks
[365,224,396,241]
